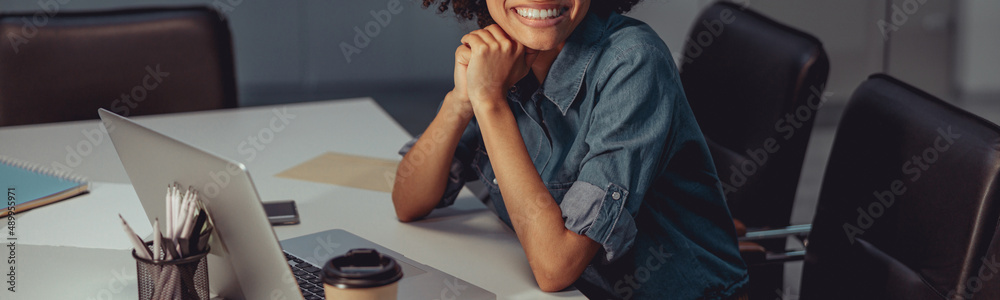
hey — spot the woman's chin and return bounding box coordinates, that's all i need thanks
[519,39,562,52]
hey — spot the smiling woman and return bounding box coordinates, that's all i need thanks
[423,0,641,28]
[393,0,749,299]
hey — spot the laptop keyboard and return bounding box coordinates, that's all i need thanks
[284,251,326,300]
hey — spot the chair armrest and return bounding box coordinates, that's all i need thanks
[735,223,811,266]
[738,224,812,242]
[763,250,806,264]
[738,241,807,266]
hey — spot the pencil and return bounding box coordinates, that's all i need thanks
[165,185,173,240]
[152,218,162,262]
[119,214,152,260]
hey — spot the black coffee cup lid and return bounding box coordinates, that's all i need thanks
[323,248,403,289]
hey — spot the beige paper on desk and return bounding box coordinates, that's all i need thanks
[276,152,399,193]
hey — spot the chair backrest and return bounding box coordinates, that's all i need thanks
[801,74,1000,300]
[0,6,237,127]
[680,1,830,228]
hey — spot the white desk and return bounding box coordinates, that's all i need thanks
[1,98,585,299]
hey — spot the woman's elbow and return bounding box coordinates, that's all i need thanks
[395,214,420,223]
[393,206,420,223]
[391,194,416,222]
[391,190,430,222]
[533,263,581,293]
[535,271,577,293]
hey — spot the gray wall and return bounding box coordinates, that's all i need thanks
[957,0,1000,97]
[3,0,997,107]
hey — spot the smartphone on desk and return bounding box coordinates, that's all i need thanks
[263,200,300,225]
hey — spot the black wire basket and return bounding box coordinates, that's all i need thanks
[133,241,210,300]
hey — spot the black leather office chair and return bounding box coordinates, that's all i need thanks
[682,0,829,235]
[679,2,829,297]
[0,6,237,127]
[801,74,1000,300]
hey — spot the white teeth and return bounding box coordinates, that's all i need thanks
[516,7,562,20]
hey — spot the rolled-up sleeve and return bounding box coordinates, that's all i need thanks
[559,44,679,263]
[398,117,481,208]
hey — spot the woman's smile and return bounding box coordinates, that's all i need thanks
[488,0,590,51]
[512,6,570,27]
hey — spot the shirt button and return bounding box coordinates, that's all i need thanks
[611,192,621,200]
[493,178,498,185]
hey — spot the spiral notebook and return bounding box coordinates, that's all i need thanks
[1,155,90,217]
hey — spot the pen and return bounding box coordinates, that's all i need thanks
[188,209,208,254]
[197,225,212,254]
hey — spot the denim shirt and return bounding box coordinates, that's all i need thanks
[400,12,747,299]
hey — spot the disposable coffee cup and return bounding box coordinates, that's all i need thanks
[323,248,404,300]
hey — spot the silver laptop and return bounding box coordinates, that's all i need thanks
[98,109,494,300]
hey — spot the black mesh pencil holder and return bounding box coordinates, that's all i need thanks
[133,241,210,300]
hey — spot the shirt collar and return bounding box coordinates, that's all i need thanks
[539,12,606,115]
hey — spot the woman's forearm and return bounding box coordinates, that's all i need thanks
[391,92,474,222]
[472,97,598,292]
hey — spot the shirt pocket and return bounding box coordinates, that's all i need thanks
[472,148,577,203]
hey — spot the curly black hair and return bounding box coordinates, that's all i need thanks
[422,0,643,28]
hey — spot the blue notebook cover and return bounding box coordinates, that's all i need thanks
[1,156,89,217]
